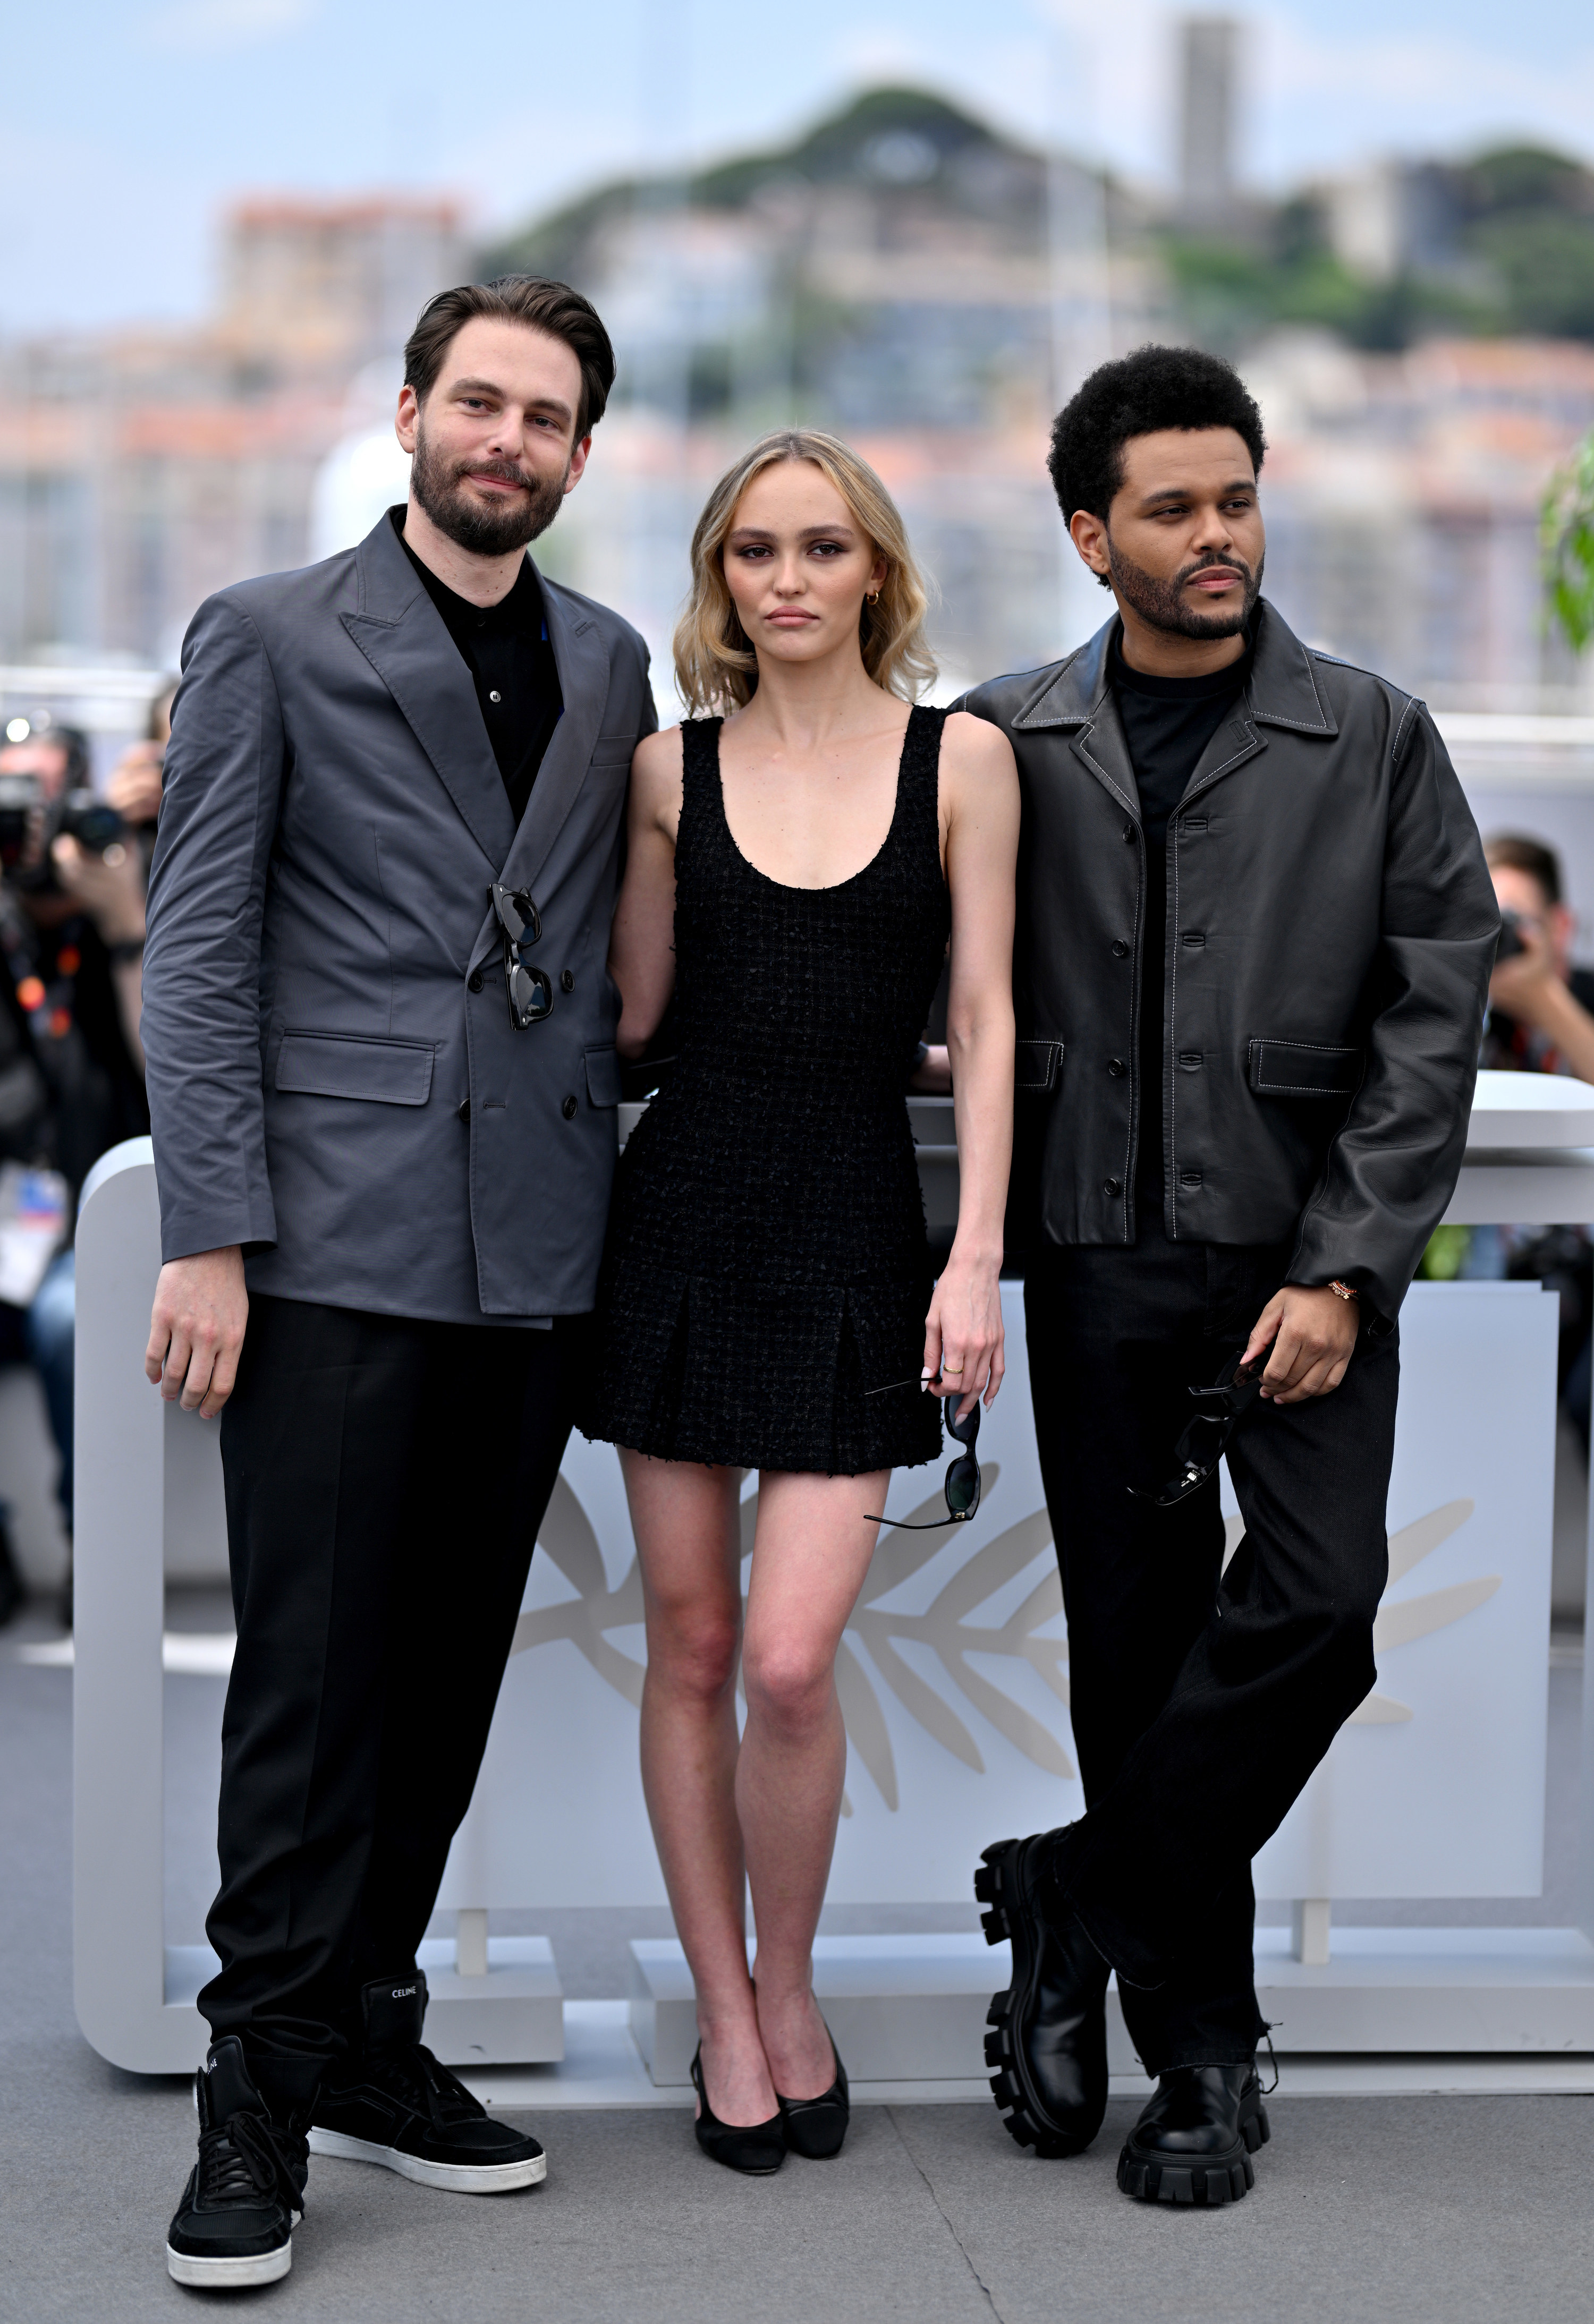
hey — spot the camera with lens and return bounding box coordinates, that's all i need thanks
[0,773,126,883]
[1495,908,1528,964]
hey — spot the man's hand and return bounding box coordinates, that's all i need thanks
[1242,1284,1360,1406]
[50,832,147,948]
[145,1247,248,1417]
[105,740,165,827]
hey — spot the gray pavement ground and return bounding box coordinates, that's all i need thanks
[6,1612,1594,2323]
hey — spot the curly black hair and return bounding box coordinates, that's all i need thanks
[1047,345,1267,545]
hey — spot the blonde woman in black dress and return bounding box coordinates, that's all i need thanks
[585,431,1018,2170]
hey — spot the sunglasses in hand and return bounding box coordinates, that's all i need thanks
[1129,1340,1275,1511]
[864,1395,981,1531]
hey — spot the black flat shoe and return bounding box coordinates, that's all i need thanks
[775,2034,850,2159]
[1117,2063,1270,2206]
[690,2046,785,2175]
[976,1831,1110,2158]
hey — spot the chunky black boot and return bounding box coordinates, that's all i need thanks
[975,1833,1110,2158]
[165,2037,308,2289]
[309,1974,545,2194]
[1117,2063,1270,2206]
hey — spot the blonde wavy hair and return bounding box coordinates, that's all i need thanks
[673,429,937,714]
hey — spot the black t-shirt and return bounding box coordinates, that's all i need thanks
[397,512,563,827]
[1110,626,1253,1221]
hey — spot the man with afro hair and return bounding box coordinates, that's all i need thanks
[961,343,1497,2204]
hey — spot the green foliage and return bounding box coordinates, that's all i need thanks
[477,87,1028,287]
[693,87,988,210]
[477,182,641,291]
[1164,141,1594,354]
[1461,145,1590,217]
[1473,210,1594,339]
[1163,232,1490,354]
[1543,431,1594,654]
[1418,1225,1472,1281]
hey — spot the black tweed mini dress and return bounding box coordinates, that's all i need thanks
[583,704,953,1476]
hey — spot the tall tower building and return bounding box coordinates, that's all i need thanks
[1178,16,1239,223]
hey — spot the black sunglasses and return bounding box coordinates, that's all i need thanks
[1129,1341,1274,1510]
[865,1395,981,1530]
[490,883,553,1031]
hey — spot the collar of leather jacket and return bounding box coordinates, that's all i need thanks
[1008,598,1339,743]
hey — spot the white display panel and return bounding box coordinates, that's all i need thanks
[70,1139,1585,2073]
[1251,1282,1555,1900]
[439,1281,1557,1911]
[440,1286,1073,1908]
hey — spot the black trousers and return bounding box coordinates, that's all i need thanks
[1024,1224,1396,2075]
[200,1293,583,2114]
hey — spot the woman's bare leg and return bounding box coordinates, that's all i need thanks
[739,1468,887,2100]
[620,1450,775,2127]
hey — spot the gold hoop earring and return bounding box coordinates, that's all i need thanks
[867,588,881,604]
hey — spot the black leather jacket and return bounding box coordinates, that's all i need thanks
[961,600,1498,1327]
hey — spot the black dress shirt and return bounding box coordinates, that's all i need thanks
[397,513,563,827]
[1110,626,1253,1217]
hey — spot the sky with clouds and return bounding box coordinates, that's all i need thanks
[4,0,1593,334]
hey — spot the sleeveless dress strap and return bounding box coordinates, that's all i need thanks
[676,716,726,873]
[896,703,949,879]
[679,716,724,791]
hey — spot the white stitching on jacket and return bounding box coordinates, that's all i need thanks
[1391,694,1421,763]
[1248,1036,1362,1094]
[1168,810,1180,1236]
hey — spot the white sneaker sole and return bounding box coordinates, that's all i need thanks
[165,2237,292,2288]
[307,2127,546,2193]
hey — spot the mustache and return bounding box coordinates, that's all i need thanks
[453,458,534,492]
[1176,551,1252,585]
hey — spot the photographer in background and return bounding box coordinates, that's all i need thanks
[1474,831,1594,1452]
[0,712,149,1612]
[105,678,175,879]
[1483,832,1594,1083]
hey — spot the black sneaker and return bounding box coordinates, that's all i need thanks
[166,2038,308,2289]
[309,1974,546,2194]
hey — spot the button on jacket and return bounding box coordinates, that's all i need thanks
[960,600,1498,1326]
[141,508,656,1322]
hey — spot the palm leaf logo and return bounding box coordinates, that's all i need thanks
[508,1475,647,1707]
[512,1472,1501,1802]
[1354,1499,1497,1723]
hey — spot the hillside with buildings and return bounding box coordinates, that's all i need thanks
[481,72,1594,706]
[0,198,463,678]
[1,35,1592,717]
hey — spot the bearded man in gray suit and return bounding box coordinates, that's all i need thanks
[140,277,655,2291]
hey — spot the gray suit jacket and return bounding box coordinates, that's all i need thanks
[141,508,656,1322]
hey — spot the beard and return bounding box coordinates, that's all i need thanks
[410,421,569,556]
[1105,538,1262,642]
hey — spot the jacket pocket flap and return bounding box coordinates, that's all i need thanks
[584,1044,622,1108]
[1248,1038,1363,1097]
[1016,1038,1064,1094]
[275,1032,435,1106]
